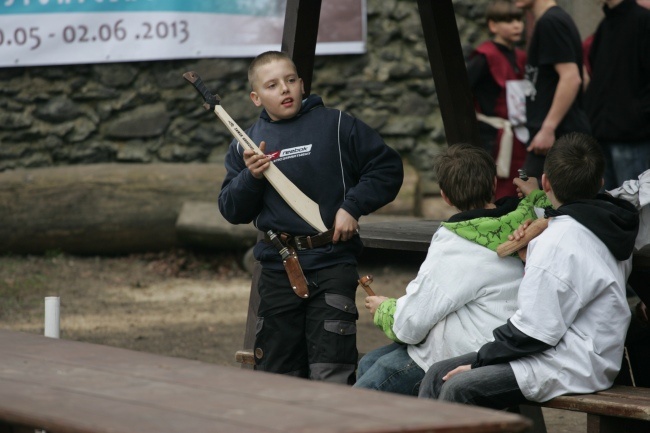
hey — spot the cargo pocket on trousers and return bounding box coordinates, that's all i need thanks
[322,320,357,363]
[324,320,357,336]
[325,293,358,316]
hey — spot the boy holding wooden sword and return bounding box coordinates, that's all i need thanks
[218,51,403,384]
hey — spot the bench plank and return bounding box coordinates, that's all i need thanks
[541,386,650,430]
[360,219,441,251]
[545,394,650,420]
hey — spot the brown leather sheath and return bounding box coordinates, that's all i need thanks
[283,246,309,298]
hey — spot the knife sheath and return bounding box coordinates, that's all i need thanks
[283,247,310,299]
[267,230,309,298]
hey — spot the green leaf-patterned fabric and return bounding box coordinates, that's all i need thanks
[373,297,404,343]
[441,190,550,252]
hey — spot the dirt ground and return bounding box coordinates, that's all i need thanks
[0,248,584,432]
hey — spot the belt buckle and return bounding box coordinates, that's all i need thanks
[293,236,306,250]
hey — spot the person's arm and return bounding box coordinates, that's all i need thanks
[527,62,582,155]
[392,237,481,345]
[218,139,267,224]
[369,297,404,343]
[443,319,553,381]
[471,319,552,368]
[339,117,404,221]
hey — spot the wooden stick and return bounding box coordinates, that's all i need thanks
[496,218,550,258]
[358,275,376,296]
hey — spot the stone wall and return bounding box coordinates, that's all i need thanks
[0,0,500,185]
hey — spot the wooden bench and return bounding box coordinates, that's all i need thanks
[537,385,650,433]
[0,330,532,433]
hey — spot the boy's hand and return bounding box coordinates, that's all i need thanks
[513,177,539,198]
[508,219,533,242]
[332,208,359,243]
[527,126,555,155]
[509,219,533,261]
[442,364,471,381]
[365,295,388,315]
[244,140,270,179]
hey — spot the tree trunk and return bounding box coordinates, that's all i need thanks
[0,164,225,255]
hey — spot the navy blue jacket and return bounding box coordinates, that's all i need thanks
[218,95,403,270]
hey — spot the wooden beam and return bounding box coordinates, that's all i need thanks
[241,257,261,370]
[416,0,480,147]
[281,0,322,96]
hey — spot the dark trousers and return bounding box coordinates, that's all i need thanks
[254,263,359,384]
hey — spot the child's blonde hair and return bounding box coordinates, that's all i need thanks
[248,51,297,90]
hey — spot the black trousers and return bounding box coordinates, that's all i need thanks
[254,263,359,384]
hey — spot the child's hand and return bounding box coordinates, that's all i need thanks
[365,295,388,315]
[508,219,533,242]
[513,177,539,198]
[332,208,359,243]
[527,126,555,155]
[442,364,471,381]
[244,140,270,179]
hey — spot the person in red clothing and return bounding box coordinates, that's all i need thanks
[468,1,528,199]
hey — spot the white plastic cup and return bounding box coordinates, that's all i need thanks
[44,296,60,339]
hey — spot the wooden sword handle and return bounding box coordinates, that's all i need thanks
[358,275,376,296]
[496,218,550,258]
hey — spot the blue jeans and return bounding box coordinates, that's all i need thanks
[602,141,650,190]
[418,352,526,410]
[353,342,424,396]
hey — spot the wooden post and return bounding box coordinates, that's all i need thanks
[416,0,480,146]
[280,0,322,96]
[241,258,261,369]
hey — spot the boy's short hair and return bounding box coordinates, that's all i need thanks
[486,0,523,23]
[435,143,496,211]
[248,51,297,90]
[544,132,605,204]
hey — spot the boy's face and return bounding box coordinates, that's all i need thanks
[489,19,524,45]
[249,58,304,121]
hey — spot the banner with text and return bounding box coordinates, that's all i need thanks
[0,0,365,68]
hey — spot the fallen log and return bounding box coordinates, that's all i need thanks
[0,164,225,255]
[176,201,258,251]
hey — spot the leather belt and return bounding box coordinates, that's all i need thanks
[264,228,335,251]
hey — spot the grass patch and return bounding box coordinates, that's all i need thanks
[0,260,51,318]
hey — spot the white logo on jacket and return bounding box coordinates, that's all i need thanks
[276,144,312,161]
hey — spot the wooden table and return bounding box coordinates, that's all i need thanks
[0,330,530,433]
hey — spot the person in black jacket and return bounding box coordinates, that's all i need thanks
[584,0,650,190]
[218,51,403,384]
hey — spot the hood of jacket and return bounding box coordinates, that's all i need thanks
[545,194,639,260]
